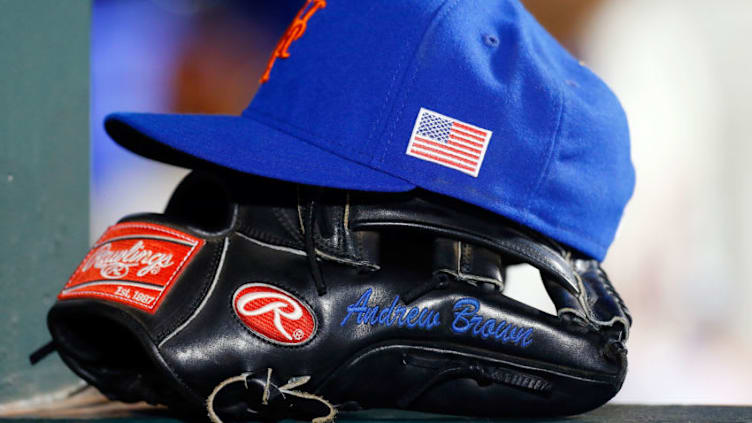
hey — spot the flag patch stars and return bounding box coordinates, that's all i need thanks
[406,108,493,177]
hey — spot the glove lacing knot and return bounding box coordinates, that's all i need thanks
[207,368,336,423]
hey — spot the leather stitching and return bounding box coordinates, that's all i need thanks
[377,0,462,166]
[273,206,304,243]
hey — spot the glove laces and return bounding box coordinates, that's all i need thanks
[303,198,327,296]
[207,368,336,423]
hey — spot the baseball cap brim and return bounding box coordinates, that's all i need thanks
[104,113,415,192]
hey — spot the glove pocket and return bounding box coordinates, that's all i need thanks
[45,217,226,412]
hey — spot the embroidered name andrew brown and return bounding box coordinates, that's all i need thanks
[340,288,534,348]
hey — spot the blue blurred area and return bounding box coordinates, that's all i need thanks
[90,0,302,238]
[92,0,190,187]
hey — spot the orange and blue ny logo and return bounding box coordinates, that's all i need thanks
[260,0,327,84]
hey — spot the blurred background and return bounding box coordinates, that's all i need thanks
[3,0,752,410]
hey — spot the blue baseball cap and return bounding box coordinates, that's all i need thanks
[105,0,635,260]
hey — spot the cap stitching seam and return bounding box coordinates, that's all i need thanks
[511,11,608,253]
[521,75,565,231]
[245,107,371,159]
[377,0,462,166]
[365,37,415,163]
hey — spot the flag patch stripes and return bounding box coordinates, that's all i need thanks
[406,108,492,177]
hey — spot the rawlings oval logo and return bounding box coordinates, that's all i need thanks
[233,283,316,346]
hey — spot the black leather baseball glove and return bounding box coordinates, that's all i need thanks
[40,170,631,422]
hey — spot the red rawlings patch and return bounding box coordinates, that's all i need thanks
[58,222,204,313]
[233,283,316,346]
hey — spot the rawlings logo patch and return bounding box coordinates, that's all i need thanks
[58,222,204,313]
[233,283,316,346]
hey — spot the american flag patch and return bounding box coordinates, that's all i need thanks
[406,108,493,177]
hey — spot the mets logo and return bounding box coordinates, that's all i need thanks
[259,0,327,83]
[233,283,316,345]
